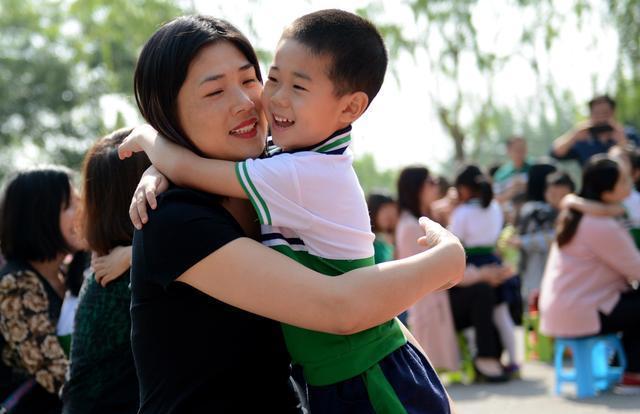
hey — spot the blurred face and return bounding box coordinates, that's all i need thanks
[263,38,349,150]
[59,187,85,253]
[375,202,398,233]
[545,184,572,209]
[602,163,632,203]
[507,139,527,167]
[420,178,440,213]
[176,41,268,161]
[590,101,615,125]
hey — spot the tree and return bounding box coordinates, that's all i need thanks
[0,0,184,179]
[353,153,399,196]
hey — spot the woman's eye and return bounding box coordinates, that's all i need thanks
[205,90,223,97]
[243,78,257,85]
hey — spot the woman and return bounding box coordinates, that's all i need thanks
[395,167,461,371]
[61,129,148,413]
[129,15,464,412]
[540,155,640,391]
[0,166,85,413]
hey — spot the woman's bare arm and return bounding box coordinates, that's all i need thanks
[178,218,465,335]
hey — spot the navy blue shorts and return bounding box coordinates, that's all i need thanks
[306,342,450,414]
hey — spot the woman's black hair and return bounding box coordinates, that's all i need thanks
[82,128,151,256]
[397,166,430,218]
[454,164,493,208]
[134,15,263,157]
[0,166,74,262]
[526,163,557,202]
[367,193,395,233]
[556,155,620,247]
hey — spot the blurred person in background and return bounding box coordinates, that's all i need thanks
[0,166,85,413]
[540,155,640,393]
[395,166,462,372]
[493,136,532,204]
[366,193,398,265]
[513,168,575,308]
[61,128,149,414]
[551,95,639,166]
[449,165,516,380]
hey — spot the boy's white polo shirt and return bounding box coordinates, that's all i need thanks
[235,126,374,267]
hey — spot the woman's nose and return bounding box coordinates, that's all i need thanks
[231,89,255,114]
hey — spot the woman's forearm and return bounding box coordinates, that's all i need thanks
[178,236,465,335]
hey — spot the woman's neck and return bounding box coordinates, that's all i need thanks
[29,255,66,298]
[221,198,261,240]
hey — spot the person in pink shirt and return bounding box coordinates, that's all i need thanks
[540,154,640,393]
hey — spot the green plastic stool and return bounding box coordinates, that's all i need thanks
[523,312,553,363]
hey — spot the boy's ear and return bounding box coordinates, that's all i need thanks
[338,92,369,124]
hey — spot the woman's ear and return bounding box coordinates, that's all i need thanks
[338,92,369,124]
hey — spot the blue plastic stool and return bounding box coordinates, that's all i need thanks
[554,334,626,398]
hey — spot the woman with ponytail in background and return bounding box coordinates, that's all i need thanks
[540,155,640,393]
[448,165,516,381]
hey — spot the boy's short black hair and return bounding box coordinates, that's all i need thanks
[546,171,576,193]
[0,166,74,262]
[282,9,388,107]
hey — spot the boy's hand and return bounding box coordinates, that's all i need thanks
[130,166,170,229]
[92,246,132,287]
[118,124,158,160]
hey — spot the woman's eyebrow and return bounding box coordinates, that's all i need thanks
[199,63,255,85]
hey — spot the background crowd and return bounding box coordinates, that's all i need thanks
[0,0,639,411]
[1,88,638,413]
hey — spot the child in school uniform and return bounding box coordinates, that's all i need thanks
[448,165,519,376]
[120,9,456,413]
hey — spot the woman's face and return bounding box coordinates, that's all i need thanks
[59,186,85,253]
[176,41,268,161]
[602,163,632,203]
[420,177,440,213]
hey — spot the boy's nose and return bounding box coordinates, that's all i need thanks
[269,89,289,108]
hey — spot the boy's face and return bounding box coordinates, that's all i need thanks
[263,38,349,150]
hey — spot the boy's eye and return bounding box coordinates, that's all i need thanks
[267,76,278,83]
[293,84,308,91]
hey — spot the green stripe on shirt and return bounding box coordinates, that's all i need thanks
[235,161,272,225]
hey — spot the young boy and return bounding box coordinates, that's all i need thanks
[120,9,453,413]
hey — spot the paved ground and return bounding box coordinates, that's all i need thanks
[447,361,640,413]
[445,328,640,413]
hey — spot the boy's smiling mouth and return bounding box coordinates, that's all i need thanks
[273,114,295,129]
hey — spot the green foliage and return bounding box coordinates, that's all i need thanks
[0,0,183,178]
[353,153,399,196]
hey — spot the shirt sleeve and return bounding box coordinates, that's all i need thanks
[0,271,68,394]
[235,156,313,230]
[137,189,245,288]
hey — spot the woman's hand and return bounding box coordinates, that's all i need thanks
[118,124,158,160]
[130,166,170,229]
[417,216,465,288]
[92,246,132,287]
[416,216,456,249]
